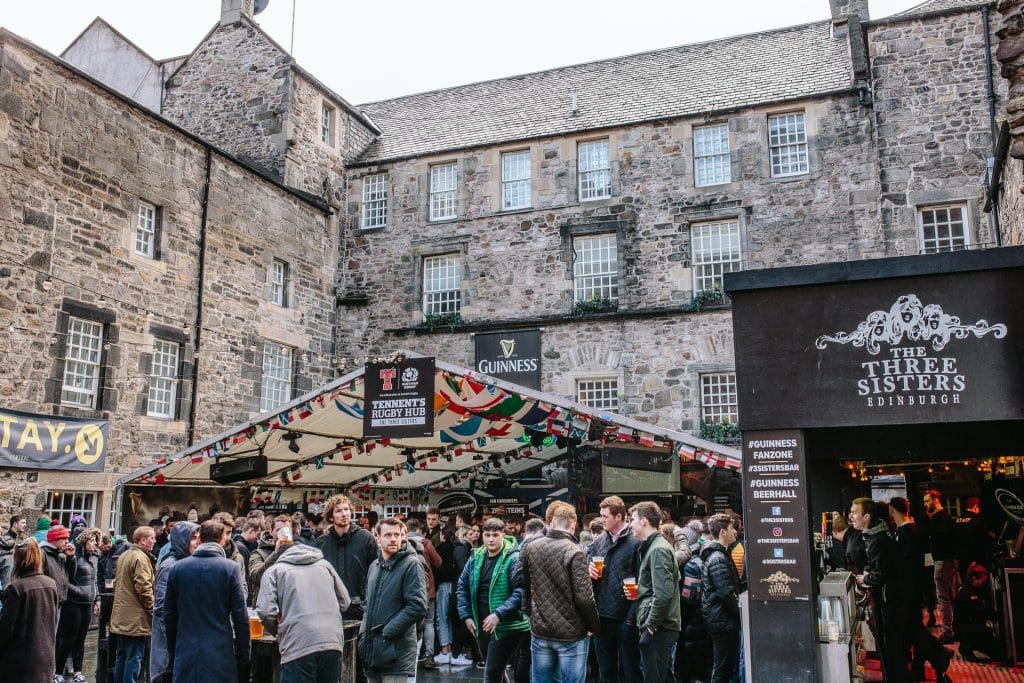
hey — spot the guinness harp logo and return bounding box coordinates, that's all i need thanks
[500,339,516,359]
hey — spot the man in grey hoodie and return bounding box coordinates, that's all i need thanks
[256,542,351,683]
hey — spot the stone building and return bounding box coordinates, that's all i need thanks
[0,0,1011,526]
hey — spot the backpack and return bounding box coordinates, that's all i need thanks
[680,554,703,606]
[434,541,460,583]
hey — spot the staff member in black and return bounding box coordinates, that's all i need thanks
[888,497,952,683]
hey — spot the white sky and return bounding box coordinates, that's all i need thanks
[2,0,927,104]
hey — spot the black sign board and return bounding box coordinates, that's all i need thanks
[742,430,812,602]
[0,408,107,472]
[474,330,541,389]
[363,357,435,439]
[729,263,1024,430]
[436,492,478,518]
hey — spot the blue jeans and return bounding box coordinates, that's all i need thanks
[435,582,453,648]
[531,636,588,683]
[281,650,342,683]
[592,618,642,683]
[114,635,147,683]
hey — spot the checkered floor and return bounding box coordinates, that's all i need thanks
[863,643,1024,682]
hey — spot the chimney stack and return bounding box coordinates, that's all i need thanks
[829,0,870,37]
[221,0,255,25]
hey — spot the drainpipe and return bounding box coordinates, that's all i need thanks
[187,148,213,446]
[983,5,1002,245]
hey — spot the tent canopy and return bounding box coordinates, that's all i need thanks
[119,356,741,495]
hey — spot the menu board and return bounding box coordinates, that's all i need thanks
[742,430,812,601]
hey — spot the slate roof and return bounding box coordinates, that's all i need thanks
[353,20,853,164]
[891,0,990,17]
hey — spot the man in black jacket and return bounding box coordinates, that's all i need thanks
[889,497,952,682]
[852,497,908,683]
[923,489,957,644]
[586,495,641,683]
[700,513,740,683]
[315,494,377,620]
[360,517,427,683]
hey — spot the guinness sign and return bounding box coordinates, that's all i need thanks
[474,330,541,389]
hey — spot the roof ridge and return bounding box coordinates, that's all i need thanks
[357,18,834,108]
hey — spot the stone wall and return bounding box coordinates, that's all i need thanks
[162,19,292,179]
[337,94,880,434]
[283,72,348,203]
[0,35,336,525]
[868,7,1005,251]
[996,0,1024,243]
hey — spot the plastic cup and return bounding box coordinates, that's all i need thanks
[248,608,264,639]
[592,556,605,578]
[623,577,638,600]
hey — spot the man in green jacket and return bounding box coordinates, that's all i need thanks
[456,517,531,683]
[627,501,681,683]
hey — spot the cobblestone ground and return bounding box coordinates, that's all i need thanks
[81,630,486,682]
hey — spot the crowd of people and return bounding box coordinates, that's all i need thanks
[0,496,751,683]
[832,490,1003,683]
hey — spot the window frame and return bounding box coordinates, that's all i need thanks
[578,139,612,201]
[500,150,532,211]
[147,338,180,419]
[429,162,458,221]
[321,102,335,147]
[576,377,620,412]
[422,253,462,317]
[918,204,971,254]
[767,112,809,178]
[700,372,739,425]
[572,233,619,305]
[60,316,105,409]
[361,173,389,230]
[260,341,293,413]
[691,219,742,293]
[46,490,97,528]
[270,258,289,307]
[693,123,732,187]
[135,200,159,259]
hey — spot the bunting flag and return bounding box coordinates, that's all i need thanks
[676,442,695,460]
[616,426,633,442]
[638,432,655,447]
[191,453,204,464]
[334,397,364,418]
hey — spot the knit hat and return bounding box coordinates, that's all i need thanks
[35,515,52,532]
[47,525,70,542]
[680,524,700,552]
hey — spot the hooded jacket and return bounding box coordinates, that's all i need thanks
[315,524,378,614]
[150,521,198,680]
[862,520,905,607]
[66,545,99,606]
[359,541,427,676]
[699,541,740,635]
[522,528,600,641]
[456,536,530,640]
[164,542,249,683]
[256,544,351,663]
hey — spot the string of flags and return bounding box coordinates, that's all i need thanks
[135,368,740,487]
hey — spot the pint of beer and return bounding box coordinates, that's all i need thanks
[623,577,638,601]
[592,556,605,578]
[248,608,264,639]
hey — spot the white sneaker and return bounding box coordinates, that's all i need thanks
[72,675,87,683]
[450,654,473,666]
[54,676,65,683]
[432,652,451,664]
